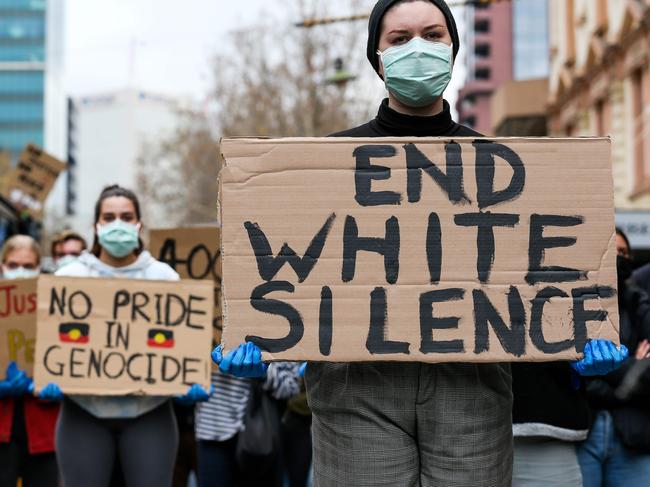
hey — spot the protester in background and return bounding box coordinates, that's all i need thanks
[0,235,59,487]
[51,230,87,270]
[195,360,301,487]
[577,228,650,486]
[47,185,212,487]
[214,1,628,485]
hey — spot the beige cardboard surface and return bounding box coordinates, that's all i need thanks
[0,278,38,375]
[149,227,223,345]
[2,144,66,219]
[219,137,619,363]
[33,276,213,395]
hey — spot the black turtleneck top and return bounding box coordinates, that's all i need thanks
[331,98,481,138]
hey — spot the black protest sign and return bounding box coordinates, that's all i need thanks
[33,276,213,395]
[219,137,619,363]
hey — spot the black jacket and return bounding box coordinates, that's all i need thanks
[331,98,480,138]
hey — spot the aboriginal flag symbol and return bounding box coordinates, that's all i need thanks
[147,329,174,348]
[59,323,90,344]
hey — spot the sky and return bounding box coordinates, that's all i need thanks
[62,0,467,113]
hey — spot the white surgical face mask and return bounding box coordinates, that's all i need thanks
[379,37,453,107]
[2,266,40,280]
[56,254,79,270]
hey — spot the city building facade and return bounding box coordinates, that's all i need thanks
[0,0,65,246]
[65,90,179,240]
[547,0,650,250]
[457,0,549,135]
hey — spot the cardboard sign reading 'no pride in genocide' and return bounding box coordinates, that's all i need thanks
[33,276,213,395]
[149,227,223,345]
[219,137,619,363]
[0,278,38,375]
[2,144,66,219]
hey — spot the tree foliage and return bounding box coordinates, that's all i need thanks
[138,0,377,226]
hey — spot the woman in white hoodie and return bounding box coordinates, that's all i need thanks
[51,185,211,487]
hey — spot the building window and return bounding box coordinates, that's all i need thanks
[475,67,491,80]
[632,68,647,192]
[475,19,490,33]
[475,43,491,58]
[595,100,605,136]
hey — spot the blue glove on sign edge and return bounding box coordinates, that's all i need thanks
[571,339,629,377]
[38,382,64,402]
[212,342,268,378]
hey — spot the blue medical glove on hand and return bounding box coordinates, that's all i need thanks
[571,339,629,376]
[0,362,32,398]
[37,382,64,402]
[175,384,215,406]
[212,342,268,378]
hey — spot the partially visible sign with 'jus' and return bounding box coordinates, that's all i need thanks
[33,276,213,395]
[0,278,38,375]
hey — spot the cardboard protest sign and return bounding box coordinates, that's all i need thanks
[0,278,38,375]
[149,227,223,345]
[219,137,619,363]
[33,276,213,395]
[2,144,66,218]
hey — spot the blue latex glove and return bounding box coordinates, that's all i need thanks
[571,339,629,377]
[174,384,215,406]
[298,362,307,377]
[0,362,32,398]
[37,382,64,402]
[212,342,268,378]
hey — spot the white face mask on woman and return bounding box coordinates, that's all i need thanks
[2,266,40,280]
[379,37,453,107]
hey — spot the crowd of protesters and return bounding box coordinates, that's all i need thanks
[1,1,649,486]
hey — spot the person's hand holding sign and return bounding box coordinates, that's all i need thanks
[175,384,215,406]
[0,362,32,398]
[212,342,268,378]
[571,339,629,376]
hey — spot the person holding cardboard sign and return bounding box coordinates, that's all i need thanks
[50,185,212,487]
[216,1,628,486]
[0,235,59,487]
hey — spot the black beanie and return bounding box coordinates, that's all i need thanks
[366,0,460,75]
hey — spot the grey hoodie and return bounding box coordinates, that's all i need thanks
[56,250,180,419]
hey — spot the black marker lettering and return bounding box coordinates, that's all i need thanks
[353,145,401,206]
[419,288,465,354]
[454,212,519,283]
[247,281,304,353]
[473,287,526,356]
[526,214,587,284]
[245,213,336,283]
[342,216,400,284]
[404,142,470,204]
[366,287,410,355]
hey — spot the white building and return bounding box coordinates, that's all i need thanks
[65,89,179,237]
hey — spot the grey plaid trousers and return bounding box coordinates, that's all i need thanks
[305,362,513,487]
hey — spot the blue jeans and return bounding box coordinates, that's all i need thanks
[577,410,650,487]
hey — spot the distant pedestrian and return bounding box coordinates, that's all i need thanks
[577,228,650,486]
